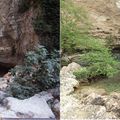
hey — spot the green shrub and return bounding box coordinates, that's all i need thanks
[61,0,91,54]
[62,0,120,80]
[7,45,60,99]
[74,49,119,81]
[74,68,89,80]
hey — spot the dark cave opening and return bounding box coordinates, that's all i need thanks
[0,65,11,77]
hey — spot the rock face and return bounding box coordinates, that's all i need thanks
[0,0,39,67]
[61,62,120,119]
[74,0,120,48]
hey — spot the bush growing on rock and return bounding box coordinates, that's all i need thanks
[7,45,60,99]
[74,46,119,82]
[61,0,91,54]
[62,0,120,82]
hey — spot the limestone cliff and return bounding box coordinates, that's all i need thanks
[0,0,39,67]
[74,0,120,48]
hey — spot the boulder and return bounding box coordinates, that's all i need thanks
[91,96,105,106]
[0,110,19,118]
[110,92,120,100]
[0,92,55,119]
[105,97,120,112]
[80,105,106,119]
[67,62,81,73]
[105,112,118,119]
[60,62,81,75]
[61,62,81,95]
[82,93,102,105]
[61,77,79,95]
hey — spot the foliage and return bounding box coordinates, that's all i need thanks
[62,0,120,80]
[61,0,91,54]
[7,45,60,99]
[74,68,89,80]
[74,47,119,81]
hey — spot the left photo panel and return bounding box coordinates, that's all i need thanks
[0,0,60,119]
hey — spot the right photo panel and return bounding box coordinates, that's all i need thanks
[61,0,120,119]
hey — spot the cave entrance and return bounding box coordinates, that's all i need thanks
[0,65,11,77]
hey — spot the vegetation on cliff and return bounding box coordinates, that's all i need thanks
[61,0,120,82]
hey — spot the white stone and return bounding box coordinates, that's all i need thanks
[0,110,18,118]
[60,62,81,76]
[116,0,120,9]
[1,93,55,118]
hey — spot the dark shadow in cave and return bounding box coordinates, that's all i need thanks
[0,65,12,77]
[112,47,120,53]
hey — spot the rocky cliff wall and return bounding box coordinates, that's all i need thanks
[75,0,120,48]
[0,0,39,67]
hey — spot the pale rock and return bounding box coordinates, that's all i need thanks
[105,112,118,119]
[83,93,101,105]
[0,110,18,118]
[67,62,81,73]
[2,92,55,118]
[80,105,106,119]
[95,106,106,118]
[105,97,120,112]
[116,0,120,9]
[60,62,81,76]
[60,66,67,76]
[36,91,53,101]
[110,92,120,100]
[61,77,79,95]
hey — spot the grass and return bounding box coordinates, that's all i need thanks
[91,76,120,93]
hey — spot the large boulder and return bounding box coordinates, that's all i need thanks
[61,77,79,95]
[105,97,120,112]
[110,92,120,100]
[61,62,81,95]
[0,92,55,118]
[60,62,81,76]
[82,93,105,106]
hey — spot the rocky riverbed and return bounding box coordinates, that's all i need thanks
[61,62,120,119]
